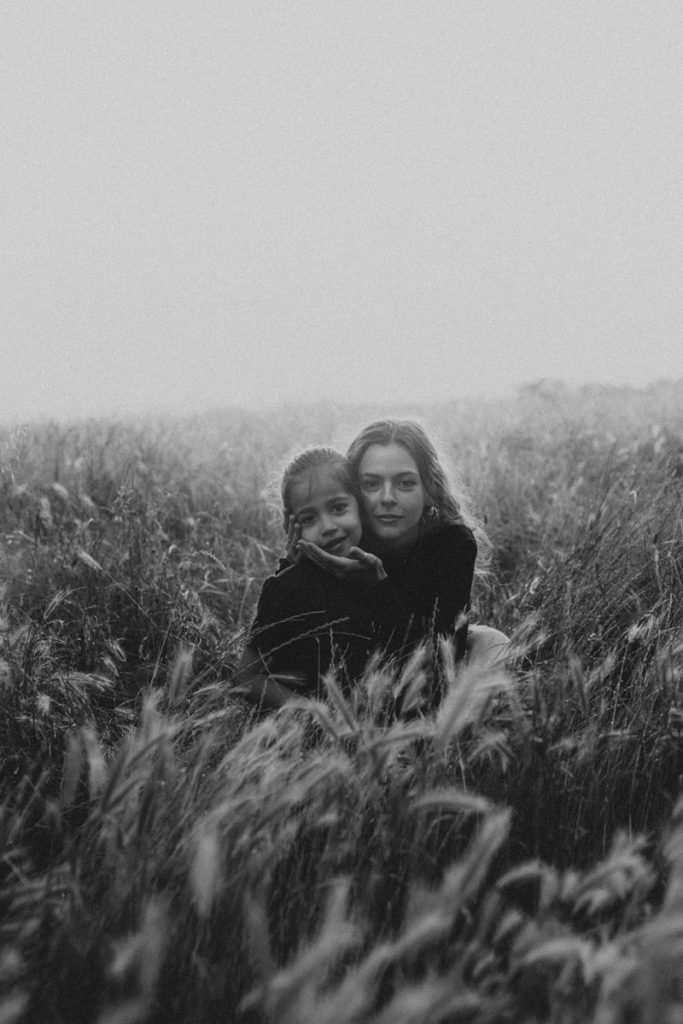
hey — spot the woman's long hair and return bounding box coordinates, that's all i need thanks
[346,418,491,567]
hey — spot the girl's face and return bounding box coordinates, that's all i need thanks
[357,442,427,552]
[289,467,362,556]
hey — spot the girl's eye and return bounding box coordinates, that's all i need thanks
[297,514,314,526]
[332,502,349,514]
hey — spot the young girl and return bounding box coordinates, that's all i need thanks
[234,446,397,710]
[293,420,509,677]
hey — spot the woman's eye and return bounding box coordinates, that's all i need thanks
[332,503,349,514]
[398,479,416,490]
[361,480,380,491]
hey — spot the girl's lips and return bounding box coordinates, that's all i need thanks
[324,538,347,552]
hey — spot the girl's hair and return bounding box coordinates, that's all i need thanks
[346,418,490,560]
[280,447,357,530]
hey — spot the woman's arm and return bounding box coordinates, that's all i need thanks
[296,541,387,581]
[430,527,477,635]
[232,645,305,709]
[423,526,477,666]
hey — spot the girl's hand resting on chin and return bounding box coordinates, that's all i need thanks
[285,515,303,563]
[297,540,387,582]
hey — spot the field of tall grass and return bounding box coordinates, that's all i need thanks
[2,380,683,1023]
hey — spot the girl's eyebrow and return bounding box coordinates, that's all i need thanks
[292,501,316,517]
[294,493,351,514]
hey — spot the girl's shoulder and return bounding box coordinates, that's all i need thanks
[251,559,328,635]
[259,557,324,603]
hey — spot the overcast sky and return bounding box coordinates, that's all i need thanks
[2,2,682,423]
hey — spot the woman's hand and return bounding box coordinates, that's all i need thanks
[285,515,302,563]
[298,541,387,582]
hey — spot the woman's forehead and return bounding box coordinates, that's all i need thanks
[358,442,419,476]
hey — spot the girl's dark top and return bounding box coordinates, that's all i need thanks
[247,522,477,695]
[246,558,380,695]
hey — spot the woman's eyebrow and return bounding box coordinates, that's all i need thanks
[360,471,417,479]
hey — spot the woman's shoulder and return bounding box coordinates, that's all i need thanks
[424,520,477,554]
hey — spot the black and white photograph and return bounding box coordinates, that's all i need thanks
[2,3,682,1021]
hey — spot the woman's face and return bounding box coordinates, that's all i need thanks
[357,442,426,551]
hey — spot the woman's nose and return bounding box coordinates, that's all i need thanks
[380,484,396,504]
